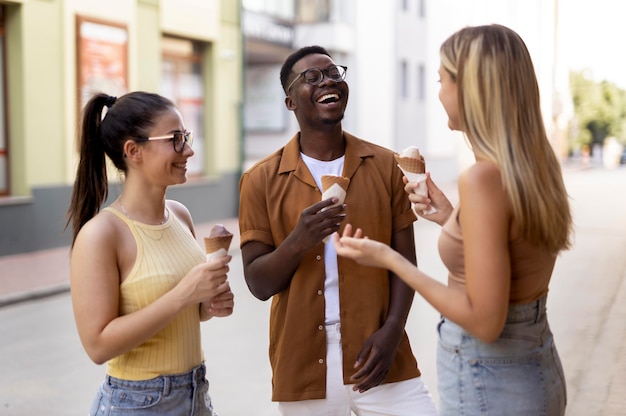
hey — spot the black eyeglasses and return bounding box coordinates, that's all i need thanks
[287,65,348,92]
[138,131,193,153]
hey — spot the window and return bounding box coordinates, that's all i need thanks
[0,6,8,195]
[161,37,205,176]
[418,0,425,18]
[417,64,425,101]
[400,60,409,99]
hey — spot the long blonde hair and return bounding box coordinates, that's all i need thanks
[440,24,572,253]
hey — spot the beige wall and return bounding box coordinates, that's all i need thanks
[2,0,241,196]
[6,1,66,195]
[211,21,243,175]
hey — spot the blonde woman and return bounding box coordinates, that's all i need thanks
[334,24,571,415]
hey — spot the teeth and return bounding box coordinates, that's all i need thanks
[174,163,186,168]
[317,93,339,103]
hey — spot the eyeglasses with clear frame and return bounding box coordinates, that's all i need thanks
[286,65,348,92]
[138,131,193,153]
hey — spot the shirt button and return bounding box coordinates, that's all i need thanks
[317,290,323,295]
[316,255,322,261]
[318,358,324,364]
[318,325,323,331]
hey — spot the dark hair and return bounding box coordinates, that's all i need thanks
[66,91,175,245]
[280,45,332,93]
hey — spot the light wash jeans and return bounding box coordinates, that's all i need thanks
[89,363,217,416]
[437,295,566,416]
[279,322,438,416]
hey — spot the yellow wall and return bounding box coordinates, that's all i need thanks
[6,1,65,195]
[2,0,241,195]
[212,22,243,174]
[161,0,219,41]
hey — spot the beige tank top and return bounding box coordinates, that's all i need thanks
[438,205,556,304]
[104,207,206,380]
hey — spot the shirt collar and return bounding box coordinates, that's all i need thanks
[278,131,375,184]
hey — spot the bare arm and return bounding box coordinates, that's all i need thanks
[336,162,512,343]
[242,198,346,300]
[71,216,231,364]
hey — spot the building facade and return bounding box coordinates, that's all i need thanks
[0,0,563,257]
[0,0,243,256]
[242,0,560,181]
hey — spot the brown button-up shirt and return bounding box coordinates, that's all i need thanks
[239,132,421,401]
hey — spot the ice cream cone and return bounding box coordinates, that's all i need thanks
[204,224,233,260]
[395,146,437,215]
[320,175,349,243]
[204,234,233,254]
[321,175,350,193]
[394,154,426,174]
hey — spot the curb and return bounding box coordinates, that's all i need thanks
[0,282,70,308]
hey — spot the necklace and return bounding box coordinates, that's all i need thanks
[118,200,168,225]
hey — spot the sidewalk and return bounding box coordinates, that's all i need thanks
[0,218,240,307]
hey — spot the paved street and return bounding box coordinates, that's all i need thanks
[0,166,624,415]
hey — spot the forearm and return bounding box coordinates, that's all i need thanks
[389,258,505,343]
[244,238,308,300]
[385,225,416,330]
[385,272,415,330]
[83,288,188,364]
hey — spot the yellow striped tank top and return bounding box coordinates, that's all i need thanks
[103,206,206,380]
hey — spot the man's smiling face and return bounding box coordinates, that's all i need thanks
[286,53,349,126]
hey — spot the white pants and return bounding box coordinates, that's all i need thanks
[279,323,438,416]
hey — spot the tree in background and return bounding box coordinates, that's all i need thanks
[569,71,626,156]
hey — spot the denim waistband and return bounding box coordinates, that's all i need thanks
[506,294,547,324]
[105,363,206,394]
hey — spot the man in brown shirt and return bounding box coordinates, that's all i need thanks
[238,45,437,415]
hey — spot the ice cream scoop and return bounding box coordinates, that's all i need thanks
[395,146,426,174]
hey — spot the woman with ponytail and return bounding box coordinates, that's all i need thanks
[67,91,233,415]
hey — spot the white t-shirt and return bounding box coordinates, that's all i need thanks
[301,153,344,324]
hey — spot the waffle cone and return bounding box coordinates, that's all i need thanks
[321,175,350,192]
[394,154,426,174]
[204,224,233,254]
[204,235,233,254]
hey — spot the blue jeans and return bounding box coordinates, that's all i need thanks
[437,295,566,416]
[89,363,217,415]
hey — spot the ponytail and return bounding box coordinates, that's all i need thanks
[66,93,112,245]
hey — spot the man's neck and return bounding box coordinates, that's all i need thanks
[298,120,346,161]
[299,129,345,161]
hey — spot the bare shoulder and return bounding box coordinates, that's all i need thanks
[76,211,123,247]
[166,199,195,233]
[458,161,503,195]
[72,209,125,258]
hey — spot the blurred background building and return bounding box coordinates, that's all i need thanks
[0,0,243,255]
[0,0,571,257]
[242,0,564,175]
